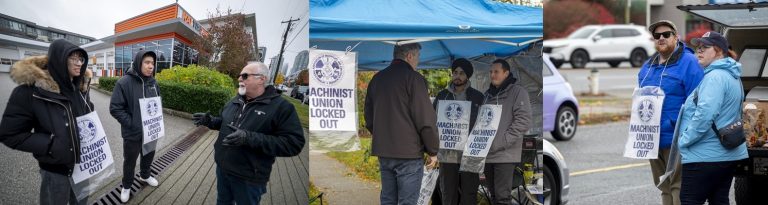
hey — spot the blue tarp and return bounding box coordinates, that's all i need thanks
[309,0,543,70]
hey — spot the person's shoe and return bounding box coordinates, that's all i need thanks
[120,188,130,203]
[138,176,159,187]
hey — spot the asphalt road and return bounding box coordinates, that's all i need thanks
[545,121,737,205]
[557,67,640,99]
[0,72,194,204]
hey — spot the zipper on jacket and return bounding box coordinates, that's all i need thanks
[32,94,78,164]
[234,99,258,128]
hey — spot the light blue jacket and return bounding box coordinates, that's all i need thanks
[677,57,748,164]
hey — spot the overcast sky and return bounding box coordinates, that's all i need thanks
[0,0,308,72]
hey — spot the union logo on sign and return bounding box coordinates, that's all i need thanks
[638,99,655,122]
[77,119,98,143]
[147,100,159,117]
[478,107,494,127]
[444,103,464,121]
[311,54,344,86]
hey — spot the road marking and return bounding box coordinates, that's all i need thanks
[570,163,648,176]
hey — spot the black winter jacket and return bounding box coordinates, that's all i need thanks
[109,51,159,141]
[0,39,93,176]
[208,85,305,184]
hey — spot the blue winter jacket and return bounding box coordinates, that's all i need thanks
[637,41,703,149]
[677,57,748,164]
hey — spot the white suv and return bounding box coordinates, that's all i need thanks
[543,24,655,69]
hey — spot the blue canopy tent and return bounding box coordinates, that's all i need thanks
[309,0,543,70]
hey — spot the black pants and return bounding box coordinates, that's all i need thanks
[680,161,737,205]
[122,139,155,188]
[439,163,480,205]
[484,163,519,205]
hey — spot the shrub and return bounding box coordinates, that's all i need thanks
[98,77,119,91]
[157,80,235,114]
[156,64,235,90]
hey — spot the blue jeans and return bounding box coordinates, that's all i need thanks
[216,166,267,205]
[379,157,423,205]
[680,161,737,205]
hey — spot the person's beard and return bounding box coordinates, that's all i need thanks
[655,40,675,56]
[238,83,247,95]
[452,78,467,87]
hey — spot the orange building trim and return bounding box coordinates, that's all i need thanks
[114,32,194,47]
[115,4,178,34]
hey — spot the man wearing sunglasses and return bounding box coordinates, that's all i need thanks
[192,62,305,204]
[637,20,704,205]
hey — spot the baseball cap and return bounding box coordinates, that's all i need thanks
[648,20,678,33]
[691,31,730,57]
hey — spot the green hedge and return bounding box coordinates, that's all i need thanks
[98,77,118,92]
[155,64,235,90]
[98,76,235,114]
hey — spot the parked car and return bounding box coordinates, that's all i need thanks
[543,24,655,68]
[543,53,580,141]
[676,2,768,204]
[544,139,570,205]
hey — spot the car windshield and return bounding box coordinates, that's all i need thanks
[568,28,596,39]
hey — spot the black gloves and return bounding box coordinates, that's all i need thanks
[192,113,212,127]
[223,125,255,147]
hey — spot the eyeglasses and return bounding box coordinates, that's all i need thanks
[652,31,675,39]
[696,45,713,53]
[239,73,264,80]
[68,57,85,64]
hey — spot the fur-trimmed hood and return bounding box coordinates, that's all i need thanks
[10,55,92,94]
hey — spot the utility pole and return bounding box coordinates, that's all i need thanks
[272,17,300,85]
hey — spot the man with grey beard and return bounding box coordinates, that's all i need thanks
[191,63,305,204]
[636,20,703,205]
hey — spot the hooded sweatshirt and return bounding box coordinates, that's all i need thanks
[109,50,160,141]
[0,39,91,175]
[637,41,704,149]
[677,57,748,164]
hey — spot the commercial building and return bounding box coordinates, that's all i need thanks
[0,13,95,72]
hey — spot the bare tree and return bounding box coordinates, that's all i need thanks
[193,7,254,80]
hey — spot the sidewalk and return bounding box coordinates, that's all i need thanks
[91,128,309,205]
[310,151,381,205]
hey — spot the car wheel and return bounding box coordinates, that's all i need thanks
[608,61,621,68]
[544,164,560,205]
[551,106,577,141]
[569,50,589,69]
[630,48,647,68]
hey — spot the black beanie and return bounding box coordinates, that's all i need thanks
[451,58,474,78]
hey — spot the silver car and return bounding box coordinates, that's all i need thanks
[544,139,570,204]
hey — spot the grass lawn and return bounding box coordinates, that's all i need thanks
[309,181,328,205]
[285,97,309,129]
[326,137,381,182]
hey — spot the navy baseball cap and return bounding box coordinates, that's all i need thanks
[691,31,730,57]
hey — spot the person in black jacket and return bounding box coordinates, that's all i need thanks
[365,42,439,205]
[192,62,305,204]
[109,50,160,203]
[431,58,484,205]
[0,39,93,205]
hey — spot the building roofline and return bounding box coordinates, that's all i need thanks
[114,3,180,25]
[0,13,97,40]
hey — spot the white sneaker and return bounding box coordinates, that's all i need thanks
[120,188,130,203]
[138,176,159,187]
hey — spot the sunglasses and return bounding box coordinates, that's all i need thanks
[239,73,264,80]
[653,31,675,39]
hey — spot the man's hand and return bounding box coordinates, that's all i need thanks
[222,125,249,146]
[192,113,212,127]
[426,155,438,169]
